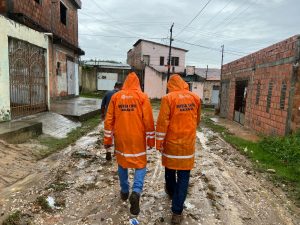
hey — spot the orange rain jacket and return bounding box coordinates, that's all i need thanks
[104,72,155,169]
[156,74,201,170]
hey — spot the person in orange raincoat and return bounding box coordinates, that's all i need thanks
[156,74,201,225]
[104,72,155,215]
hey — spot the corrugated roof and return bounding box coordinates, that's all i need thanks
[194,68,220,81]
[83,61,131,69]
[133,39,188,52]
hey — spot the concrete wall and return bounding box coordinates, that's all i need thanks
[191,82,204,99]
[81,68,97,93]
[144,66,167,99]
[203,81,220,104]
[0,15,49,122]
[222,35,300,136]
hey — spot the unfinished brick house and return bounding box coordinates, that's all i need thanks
[0,0,84,120]
[220,35,300,136]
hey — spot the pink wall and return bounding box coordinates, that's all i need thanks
[144,66,167,99]
[141,42,186,73]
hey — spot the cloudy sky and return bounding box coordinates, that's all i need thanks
[78,0,299,68]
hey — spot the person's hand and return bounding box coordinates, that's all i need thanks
[104,145,112,149]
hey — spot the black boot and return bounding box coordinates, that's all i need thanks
[106,152,112,161]
[129,192,140,215]
[120,191,129,201]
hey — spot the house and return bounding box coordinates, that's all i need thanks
[127,39,188,98]
[220,35,300,136]
[80,60,131,93]
[195,68,220,106]
[0,0,84,121]
[184,66,220,106]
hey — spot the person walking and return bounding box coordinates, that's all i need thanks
[101,82,123,120]
[103,72,155,215]
[156,74,201,225]
[101,82,123,160]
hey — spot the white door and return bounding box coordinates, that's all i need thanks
[97,72,118,91]
[74,63,79,96]
[67,60,75,95]
[211,89,219,105]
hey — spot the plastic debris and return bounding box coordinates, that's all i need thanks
[46,196,55,209]
[129,218,139,225]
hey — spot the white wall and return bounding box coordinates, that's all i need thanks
[144,66,167,99]
[191,82,204,99]
[0,15,49,121]
[141,42,186,73]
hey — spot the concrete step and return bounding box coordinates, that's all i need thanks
[0,121,42,144]
[50,97,102,122]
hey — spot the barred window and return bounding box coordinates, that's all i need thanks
[266,81,273,113]
[280,81,287,110]
[256,81,261,105]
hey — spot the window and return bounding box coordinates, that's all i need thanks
[256,81,261,105]
[160,56,164,66]
[56,62,61,76]
[280,80,287,110]
[60,2,67,25]
[266,81,273,113]
[171,57,179,66]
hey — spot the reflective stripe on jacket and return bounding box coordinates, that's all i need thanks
[104,72,155,169]
[156,74,201,170]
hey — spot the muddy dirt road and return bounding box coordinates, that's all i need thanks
[0,124,299,224]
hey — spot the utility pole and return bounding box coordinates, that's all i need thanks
[167,23,174,83]
[218,45,225,113]
[205,65,208,79]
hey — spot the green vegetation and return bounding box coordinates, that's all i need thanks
[150,98,161,110]
[36,196,53,212]
[80,91,106,99]
[36,116,101,159]
[202,114,300,206]
[2,211,32,225]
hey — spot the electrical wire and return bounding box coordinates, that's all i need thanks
[175,0,214,37]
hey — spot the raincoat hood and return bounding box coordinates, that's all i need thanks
[122,72,142,91]
[167,74,189,92]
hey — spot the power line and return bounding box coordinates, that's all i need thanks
[175,0,214,37]
[174,39,248,56]
[189,0,234,41]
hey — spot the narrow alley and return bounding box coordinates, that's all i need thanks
[0,110,299,224]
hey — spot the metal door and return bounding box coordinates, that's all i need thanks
[67,60,75,95]
[9,38,47,119]
[220,80,229,117]
[211,85,220,105]
[234,80,248,125]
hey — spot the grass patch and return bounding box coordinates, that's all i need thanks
[80,91,106,99]
[202,114,300,206]
[3,211,32,225]
[35,116,101,159]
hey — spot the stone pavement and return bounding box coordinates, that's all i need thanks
[18,112,81,139]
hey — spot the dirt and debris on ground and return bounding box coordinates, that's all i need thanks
[0,121,299,224]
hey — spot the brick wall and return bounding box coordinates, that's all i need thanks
[12,0,79,47]
[222,35,300,136]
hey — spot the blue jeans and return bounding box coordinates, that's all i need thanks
[165,167,191,215]
[118,165,147,194]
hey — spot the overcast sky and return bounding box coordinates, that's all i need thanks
[78,0,299,68]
